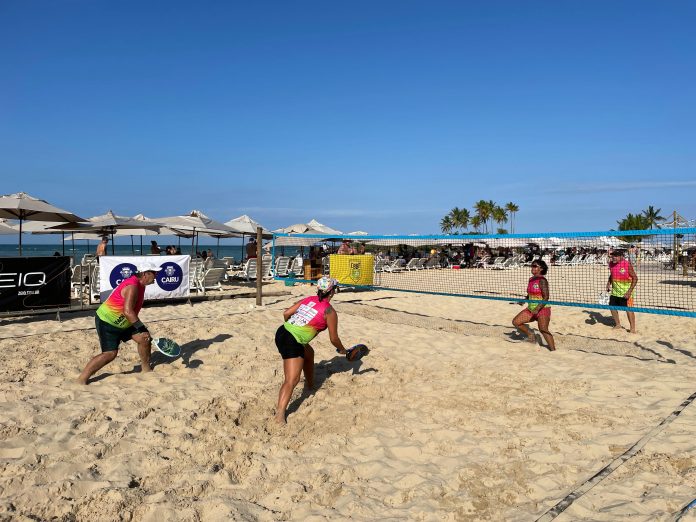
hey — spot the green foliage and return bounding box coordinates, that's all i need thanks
[616,212,651,243]
[642,206,666,229]
[444,200,518,235]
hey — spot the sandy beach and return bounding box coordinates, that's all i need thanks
[2,281,696,521]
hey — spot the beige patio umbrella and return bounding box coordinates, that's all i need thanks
[47,210,162,254]
[154,210,237,255]
[0,192,85,255]
[0,219,18,235]
[224,214,272,257]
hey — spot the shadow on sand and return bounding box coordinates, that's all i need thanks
[286,356,378,418]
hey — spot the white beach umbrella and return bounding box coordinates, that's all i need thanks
[0,219,17,235]
[154,210,238,254]
[0,192,85,255]
[224,214,270,235]
[307,219,342,235]
[47,210,163,254]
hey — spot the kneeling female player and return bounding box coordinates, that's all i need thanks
[274,277,348,424]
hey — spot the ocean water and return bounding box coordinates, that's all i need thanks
[0,243,301,264]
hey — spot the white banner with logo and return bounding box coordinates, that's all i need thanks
[99,256,190,300]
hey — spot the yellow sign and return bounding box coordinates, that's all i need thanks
[329,254,374,286]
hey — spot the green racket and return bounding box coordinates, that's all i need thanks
[152,337,181,357]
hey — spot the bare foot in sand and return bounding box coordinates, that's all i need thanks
[612,325,623,330]
[526,334,536,344]
[76,377,88,385]
[274,413,287,425]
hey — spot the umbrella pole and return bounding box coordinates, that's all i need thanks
[111,232,115,255]
[191,230,195,256]
[140,236,143,254]
[62,232,65,256]
[72,234,76,258]
[131,235,134,254]
[18,217,23,256]
[216,236,220,258]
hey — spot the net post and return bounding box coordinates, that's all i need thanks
[673,210,678,271]
[256,226,263,306]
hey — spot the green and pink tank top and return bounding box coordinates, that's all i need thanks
[96,275,145,329]
[283,295,331,345]
[527,276,549,312]
[610,259,634,297]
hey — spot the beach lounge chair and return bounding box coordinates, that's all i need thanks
[275,256,291,277]
[71,265,86,297]
[288,257,304,277]
[483,257,505,269]
[473,256,490,268]
[89,264,100,301]
[196,267,226,293]
[189,260,203,291]
[383,260,404,273]
[232,258,273,282]
[404,258,421,271]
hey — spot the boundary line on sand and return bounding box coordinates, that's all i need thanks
[535,389,696,521]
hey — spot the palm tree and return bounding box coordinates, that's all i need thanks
[486,200,497,233]
[473,200,492,234]
[470,215,483,233]
[497,227,508,235]
[492,206,508,232]
[450,207,470,234]
[440,215,454,234]
[642,206,665,229]
[505,202,519,233]
[617,212,651,243]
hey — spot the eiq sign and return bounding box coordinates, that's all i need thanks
[0,256,71,312]
[99,256,190,300]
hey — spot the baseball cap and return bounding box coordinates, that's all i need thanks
[137,262,163,273]
[317,276,339,293]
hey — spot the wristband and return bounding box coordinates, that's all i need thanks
[132,320,149,334]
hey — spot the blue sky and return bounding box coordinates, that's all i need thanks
[1,1,694,242]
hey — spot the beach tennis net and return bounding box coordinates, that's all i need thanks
[272,228,696,317]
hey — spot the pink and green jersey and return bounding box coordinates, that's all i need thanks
[609,259,634,297]
[283,295,331,345]
[527,276,549,312]
[96,275,145,329]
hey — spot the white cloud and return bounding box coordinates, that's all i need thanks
[238,206,440,218]
[545,181,696,194]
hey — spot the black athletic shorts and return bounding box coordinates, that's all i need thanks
[275,325,305,359]
[608,295,629,307]
[95,315,137,352]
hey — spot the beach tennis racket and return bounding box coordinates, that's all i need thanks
[345,344,369,361]
[152,337,181,357]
